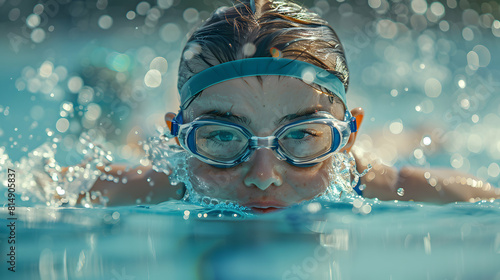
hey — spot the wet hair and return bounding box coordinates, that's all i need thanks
[177,0,349,107]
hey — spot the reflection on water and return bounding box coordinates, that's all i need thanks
[2,200,500,279]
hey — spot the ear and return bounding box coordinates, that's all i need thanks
[165,112,181,145]
[340,107,364,153]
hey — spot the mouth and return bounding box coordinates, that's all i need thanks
[249,206,284,214]
[243,201,288,214]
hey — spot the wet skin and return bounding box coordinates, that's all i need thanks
[172,76,358,213]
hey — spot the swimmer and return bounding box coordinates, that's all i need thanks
[76,0,499,211]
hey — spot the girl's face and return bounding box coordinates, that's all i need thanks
[180,76,347,213]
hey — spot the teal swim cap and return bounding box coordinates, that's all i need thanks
[179,57,346,110]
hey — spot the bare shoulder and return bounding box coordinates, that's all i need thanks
[351,150,500,203]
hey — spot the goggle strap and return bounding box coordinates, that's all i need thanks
[169,110,184,136]
[350,116,357,133]
[179,58,347,110]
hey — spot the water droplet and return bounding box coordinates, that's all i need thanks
[488,163,500,178]
[424,78,442,98]
[144,69,162,88]
[430,2,445,17]
[183,8,199,23]
[411,0,428,14]
[422,136,432,146]
[389,120,404,134]
[306,202,321,213]
[8,8,20,21]
[472,45,491,67]
[439,20,449,32]
[301,68,315,84]
[30,28,45,43]
[242,43,256,57]
[413,148,424,159]
[397,188,405,196]
[112,211,120,220]
[462,27,474,41]
[26,14,41,28]
[126,11,136,20]
[159,23,181,43]
[68,76,83,93]
[353,198,363,208]
[136,1,151,16]
[98,15,113,30]
[149,57,168,73]
[56,118,69,133]
[368,0,381,9]
[361,204,372,214]
[377,19,397,39]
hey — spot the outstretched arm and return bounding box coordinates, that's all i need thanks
[353,152,500,203]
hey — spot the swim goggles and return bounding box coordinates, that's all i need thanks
[168,110,356,168]
[167,57,356,168]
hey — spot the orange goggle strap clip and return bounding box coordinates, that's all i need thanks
[166,110,183,145]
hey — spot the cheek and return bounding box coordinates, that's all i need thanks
[187,158,242,198]
[285,158,333,196]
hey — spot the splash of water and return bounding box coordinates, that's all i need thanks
[143,133,252,215]
[0,133,112,207]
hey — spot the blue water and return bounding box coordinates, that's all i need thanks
[2,200,500,279]
[2,0,500,279]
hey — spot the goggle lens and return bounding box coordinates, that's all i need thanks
[278,123,333,159]
[195,125,249,160]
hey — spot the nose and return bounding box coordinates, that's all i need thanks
[243,148,283,191]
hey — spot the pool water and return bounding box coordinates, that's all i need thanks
[2,199,500,280]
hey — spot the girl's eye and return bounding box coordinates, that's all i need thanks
[287,130,306,140]
[284,129,320,140]
[208,130,238,142]
[205,130,241,142]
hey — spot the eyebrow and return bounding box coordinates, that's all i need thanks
[199,108,323,126]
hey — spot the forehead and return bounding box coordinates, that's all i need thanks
[184,76,344,127]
